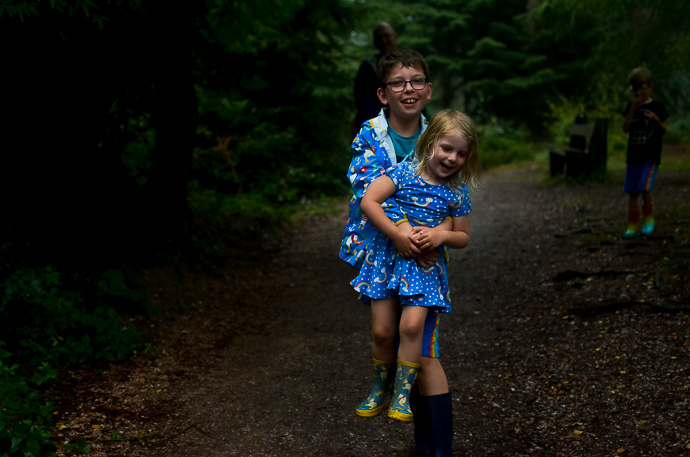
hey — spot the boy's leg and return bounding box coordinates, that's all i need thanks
[623,192,640,239]
[624,162,658,238]
[426,391,453,456]
[641,191,655,235]
[418,357,449,396]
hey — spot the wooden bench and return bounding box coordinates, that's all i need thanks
[548,118,608,178]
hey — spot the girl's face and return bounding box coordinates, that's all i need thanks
[422,130,469,184]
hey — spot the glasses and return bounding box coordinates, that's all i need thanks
[386,78,428,92]
[630,81,648,90]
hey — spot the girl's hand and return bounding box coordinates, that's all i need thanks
[409,226,447,251]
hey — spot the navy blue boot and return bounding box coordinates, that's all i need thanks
[410,383,430,457]
[427,391,453,457]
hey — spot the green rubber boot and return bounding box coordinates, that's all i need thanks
[388,359,420,422]
[356,358,395,417]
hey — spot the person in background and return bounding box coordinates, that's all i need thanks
[351,22,399,139]
[621,67,669,239]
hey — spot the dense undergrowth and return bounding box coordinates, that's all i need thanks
[0,246,150,457]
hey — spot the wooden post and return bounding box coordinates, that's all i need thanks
[589,118,608,177]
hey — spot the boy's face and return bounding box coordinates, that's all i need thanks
[630,80,653,102]
[377,64,432,123]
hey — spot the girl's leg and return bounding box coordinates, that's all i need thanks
[356,298,399,417]
[371,298,399,361]
[397,305,428,363]
[389,305,427,422]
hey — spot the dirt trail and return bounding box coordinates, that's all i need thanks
[52,166,690,457]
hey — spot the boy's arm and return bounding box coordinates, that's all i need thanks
[644,111,668,134]
[349,133,407,223]
[361,176,422,258]
[623,101,639,133]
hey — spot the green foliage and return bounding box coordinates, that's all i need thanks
[190,0,356,213]
[479,133,536,170]
[0,0,142,28]
[530,0,690,118]
[665,116,690,145]
[1,266,142,368]
[0,245,147,457]
[120,114,155,187]
[0,359,57,457]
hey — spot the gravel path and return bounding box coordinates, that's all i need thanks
[52,165,690,457]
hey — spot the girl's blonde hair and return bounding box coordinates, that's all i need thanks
[415,109,481,190]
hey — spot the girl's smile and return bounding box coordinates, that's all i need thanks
[421,131,468,184]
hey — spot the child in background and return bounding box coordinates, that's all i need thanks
[622,67,669,239]
[352,109,481,456]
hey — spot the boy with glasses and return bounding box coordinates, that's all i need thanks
[341,48,437,270]
[340,48,458,456]
[622,67,669,239]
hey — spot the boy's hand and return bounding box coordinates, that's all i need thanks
[415,249,440,268]
[644,111,660,123]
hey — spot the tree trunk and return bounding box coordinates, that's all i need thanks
[145,4,199,251]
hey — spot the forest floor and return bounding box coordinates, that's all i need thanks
[49,157,690,457]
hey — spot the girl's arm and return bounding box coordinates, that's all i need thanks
[413,214,470,251]
[361,176,422,258]
[408,217,452,267]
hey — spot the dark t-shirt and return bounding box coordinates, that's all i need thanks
[623,99,669,165]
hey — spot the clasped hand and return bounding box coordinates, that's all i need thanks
[393,226,445,268]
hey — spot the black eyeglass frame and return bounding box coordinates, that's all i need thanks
[385,78,429,92]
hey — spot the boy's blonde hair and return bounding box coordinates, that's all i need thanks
[629,67,652,85]
[415,109,481,190]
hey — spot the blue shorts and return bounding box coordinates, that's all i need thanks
[394,309,441,358]
[624,161,658,193]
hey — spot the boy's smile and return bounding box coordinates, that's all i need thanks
[377,64,432,125]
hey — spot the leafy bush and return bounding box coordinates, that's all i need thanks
[665,115,690,145]
[477,120,537,170]
[479,135,536,169]
[0,256,146,457]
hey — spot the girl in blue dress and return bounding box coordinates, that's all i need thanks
[351,109,481,456]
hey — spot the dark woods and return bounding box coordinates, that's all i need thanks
[3,2,197,265]
[2,0,356,269]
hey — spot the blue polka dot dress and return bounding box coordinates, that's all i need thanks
[351,161,472,313]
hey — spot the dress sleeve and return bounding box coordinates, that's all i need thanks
[450,184,472,218]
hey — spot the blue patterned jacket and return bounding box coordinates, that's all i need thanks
[339,109,428,269]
